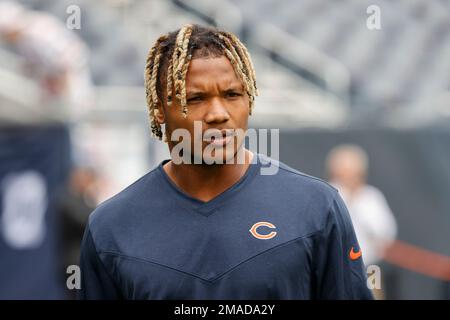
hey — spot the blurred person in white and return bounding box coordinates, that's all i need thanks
[326,144,397,298]
[0,1,93,121]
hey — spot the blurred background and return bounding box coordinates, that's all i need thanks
[0,0,449,299]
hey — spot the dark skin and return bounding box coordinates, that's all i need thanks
[155,55,254,202]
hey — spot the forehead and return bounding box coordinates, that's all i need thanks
[185,56,243,90]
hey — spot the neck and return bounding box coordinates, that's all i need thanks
[163,149,254,202]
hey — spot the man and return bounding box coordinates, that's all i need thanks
[79,24,373,299]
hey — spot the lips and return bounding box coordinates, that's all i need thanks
[203,129,235,146]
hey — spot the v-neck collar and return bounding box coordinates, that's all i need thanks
[156,153,261,217]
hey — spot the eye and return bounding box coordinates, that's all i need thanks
[187,96,203,104]
[225,91,243,98]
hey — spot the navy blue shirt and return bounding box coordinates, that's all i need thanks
[79,154,373,299]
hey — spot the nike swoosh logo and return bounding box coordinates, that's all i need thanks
[349,247,362,260]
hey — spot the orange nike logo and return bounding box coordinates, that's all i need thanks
[349,247,362,260]
[249,222,277,240]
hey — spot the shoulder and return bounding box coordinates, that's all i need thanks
[256,154,345,229]
[257,153,338,203]
[87,167,161,245]
[360,184,386,200]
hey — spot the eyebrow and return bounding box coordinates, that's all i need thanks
[186,84,244,95]
[186,90,205,96]
[223,84,244,91]
[223,86,244,92]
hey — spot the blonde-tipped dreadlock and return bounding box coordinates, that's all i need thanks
[144,24,258,140]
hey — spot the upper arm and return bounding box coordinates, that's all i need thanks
[78,225,123,300]
[312,191,374,300]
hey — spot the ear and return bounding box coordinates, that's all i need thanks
[154,103,165,124]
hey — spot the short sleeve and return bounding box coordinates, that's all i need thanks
[312,191,374,300]
[78,225,123,300]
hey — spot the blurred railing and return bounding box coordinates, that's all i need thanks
[170,0,350,127]
[0,47,63,125]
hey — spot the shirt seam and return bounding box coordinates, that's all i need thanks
[97,229,324,284]
[88,229,123,297]
[276,165,338,192]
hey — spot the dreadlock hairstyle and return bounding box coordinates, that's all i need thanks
[144,24,258,140]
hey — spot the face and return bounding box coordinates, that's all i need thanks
[156,55,250,164]
[329,151,366,190]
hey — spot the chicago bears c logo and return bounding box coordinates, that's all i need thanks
[249,221,277,240]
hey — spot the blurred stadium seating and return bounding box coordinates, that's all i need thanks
[0,0,449,299]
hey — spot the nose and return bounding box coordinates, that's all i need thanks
[204,97,230,124]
